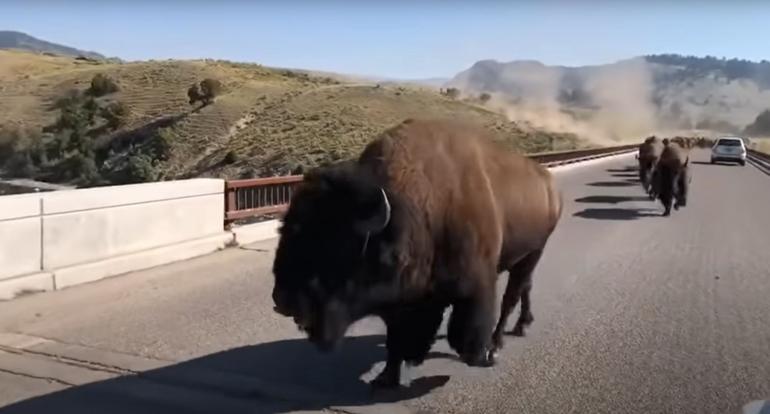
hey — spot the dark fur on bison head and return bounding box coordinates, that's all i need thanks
[272,160,397,351]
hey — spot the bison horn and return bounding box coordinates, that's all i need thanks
[355,188,391,234]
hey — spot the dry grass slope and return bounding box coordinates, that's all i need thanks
[0,50,585,183]
[751,139,770,154]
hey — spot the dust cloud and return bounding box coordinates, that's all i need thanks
[452,57,770,144]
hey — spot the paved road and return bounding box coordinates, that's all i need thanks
[0,150,769,414]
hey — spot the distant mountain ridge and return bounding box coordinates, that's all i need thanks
[0,30,105,59]
[445,54,770,139]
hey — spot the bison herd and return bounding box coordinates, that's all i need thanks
[269,119,708,391]
[637,135,703,216]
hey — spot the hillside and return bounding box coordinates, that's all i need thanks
[0,50,583,187]
[0,30,105,59]
[445,54,770,141]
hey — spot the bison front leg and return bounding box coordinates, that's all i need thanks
[372,303,446,389]
[447,282,497,368]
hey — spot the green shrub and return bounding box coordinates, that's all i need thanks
[125,153,159,183]
[223,150,238,164]
[101,101,129,130]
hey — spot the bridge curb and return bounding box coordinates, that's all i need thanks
[0,271,55,301]
[53,232,234,291]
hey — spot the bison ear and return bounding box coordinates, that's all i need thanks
[353,187,391,235]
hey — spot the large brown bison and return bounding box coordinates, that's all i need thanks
[637,136,664,199]
[271,118,563,388]
[651,138,691,216]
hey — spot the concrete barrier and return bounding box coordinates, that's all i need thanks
[0,178,233,300]
[0,149,638,301]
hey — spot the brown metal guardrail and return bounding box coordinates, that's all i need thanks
[748,148,770,163]
[747,148,770,174]
[224,144,640,225]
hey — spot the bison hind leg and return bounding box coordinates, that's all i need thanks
[493,249,543,351]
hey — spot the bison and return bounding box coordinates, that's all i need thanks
[651,138,691,216]
[271,118,563,388]
[637,136,664,199]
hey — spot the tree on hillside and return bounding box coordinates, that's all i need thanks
[479,92,491,104]
[187,78,223,107]
[744,109,770,137]
[87,73,119,97]
[443,87,460,100]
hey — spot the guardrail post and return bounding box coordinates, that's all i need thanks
[224,183,236,230]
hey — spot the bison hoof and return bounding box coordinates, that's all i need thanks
[371,371,401,389]
[487,348,499,365]
[461,350,496,368]
[511,325,526,337]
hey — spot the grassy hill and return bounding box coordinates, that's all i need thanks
[0,50,584,187]
[0,30,105,60]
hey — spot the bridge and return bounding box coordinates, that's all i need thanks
[0,146,769,414]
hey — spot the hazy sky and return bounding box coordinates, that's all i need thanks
[3,1,769,79]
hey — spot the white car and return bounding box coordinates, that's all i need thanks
[711,136,747,166]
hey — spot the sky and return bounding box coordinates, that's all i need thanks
[3,0,770,79]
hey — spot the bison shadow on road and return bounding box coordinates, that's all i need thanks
[606,166,638,173]
[574,195,651,204]
[691,160,741,166]
[0,335,451,414]
[609,173,639,178]
[573,207,661,220]
[585,181,637,187]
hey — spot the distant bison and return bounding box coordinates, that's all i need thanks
[637,136,664,199]
[652,138,691,216]
[271,118,563,388]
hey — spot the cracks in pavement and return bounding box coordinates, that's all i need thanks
[4,330,176,362]
[0,344,136,376]
[0,367,74,387]
[0,334,332,409]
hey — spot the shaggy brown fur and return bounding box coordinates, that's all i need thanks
[638,136,664,198]
[652,139,691,216]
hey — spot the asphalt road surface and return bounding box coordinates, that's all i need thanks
[0,149,769,414]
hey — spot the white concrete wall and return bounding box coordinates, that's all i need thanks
[0,194,43,282]
[41,179,225,270]
[0,178,232,300]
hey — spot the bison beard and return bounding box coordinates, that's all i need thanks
[271,118,563,389]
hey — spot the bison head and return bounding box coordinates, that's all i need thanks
[271,161,395,351]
